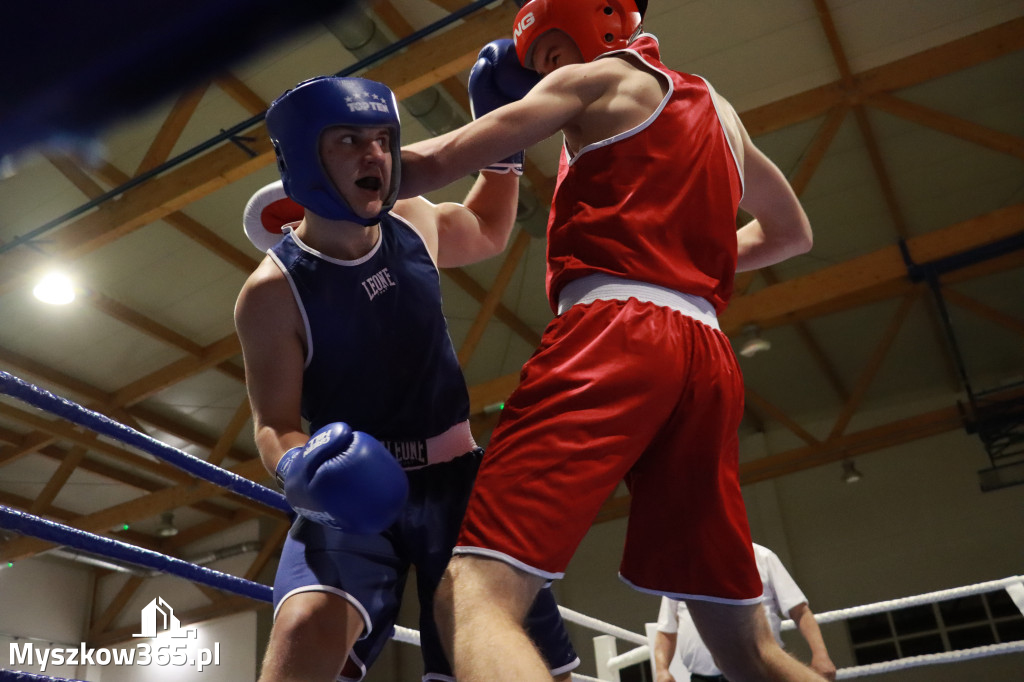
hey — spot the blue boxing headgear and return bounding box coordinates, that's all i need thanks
[265,76,401,225]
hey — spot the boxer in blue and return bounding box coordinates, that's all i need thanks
[234,54,579,682]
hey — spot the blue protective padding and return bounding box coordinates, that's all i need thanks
[0,371,289,514]
[0,505,272,603]
[0,670,87,681]
[266,76,401,225]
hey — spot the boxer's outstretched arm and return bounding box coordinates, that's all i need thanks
[399,64,594,198]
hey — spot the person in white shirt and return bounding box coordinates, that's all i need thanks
[654,544,836,682]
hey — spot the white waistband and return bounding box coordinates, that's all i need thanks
[379,420,478,470]
[556,274,720,331]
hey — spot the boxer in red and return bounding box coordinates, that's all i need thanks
[400,1,820,680]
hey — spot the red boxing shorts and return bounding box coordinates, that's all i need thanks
[455,297,763,604]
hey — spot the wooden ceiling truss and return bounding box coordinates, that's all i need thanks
[0,2,1021,628]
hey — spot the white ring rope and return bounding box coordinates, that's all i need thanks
[780,575,1024,630]
[606,643,652,670]
[559,606,649,646]
[392,625,420,646]
[835,640,1024,679]
[590,575,1024,682]
[384,576,1023,682]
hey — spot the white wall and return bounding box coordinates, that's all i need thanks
[1,556,93,679]
[1,522,263,681]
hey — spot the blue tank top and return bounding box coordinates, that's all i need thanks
[269,214,469,445]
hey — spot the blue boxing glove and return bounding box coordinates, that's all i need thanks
[468,38,542,175]
[276,422,409,534]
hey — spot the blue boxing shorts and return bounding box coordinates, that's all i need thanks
[273,449,579,681]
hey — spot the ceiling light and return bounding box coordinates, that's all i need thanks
[155,511,179,538]
[33,271,76,305]
[738,325,771,358]
[842,459,863,484]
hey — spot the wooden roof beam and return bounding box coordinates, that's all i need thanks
[28,446,85,515]
[466,205,1024,415]
[458,230,532,366]
[0,343,254,466]
[742,17,1024,136]
[0,2,515,298]
[720,203,1024,333]
[136,83,210,175]
[0,456,281,562]
[867,92,1024,162]
[827,290,918,439]
[942,287,1024,339]
[443,268,542,348]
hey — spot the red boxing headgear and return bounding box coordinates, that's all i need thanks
[513,0,642,69]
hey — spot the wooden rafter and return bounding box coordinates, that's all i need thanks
[213,74,268,116]
[28,446,86,515]
[38,155,253,389]
[458,230,532,366]
[0,401,192,482]
[741,17,1024,136]
[83,290,206,356]
[43,152,107,197]
[595,386,1013,523]
[6,10,1014,306]
[110,334,241,406]
[0,6,1020,590]
[852,105,910,238]
[827,290,919,440]
[0,456,282,562]
[244,520,290,581]
[160,509,260,551]
[721,203,1024,333]
[788,105,848,196]
[91,159,260,274]
[942,287,1024,338]
[760,268,849,402]
[866,92,1024,162]
[19,438,238,520]
[207,398,253,467]
[744,389,820,446]
[443,268,542,348]
[0,489,158,549]
[88,575,145,642]
[136,83,210,175]
[0,343,253,466]
[130,403,253,463]
[468,205,1024,419]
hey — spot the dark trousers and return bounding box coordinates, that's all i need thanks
[690,674,728,682]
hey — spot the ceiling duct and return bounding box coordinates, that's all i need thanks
[47,548,146,575]
[184,541,262,567]
[325,9,462,136]
[45,541,262,576]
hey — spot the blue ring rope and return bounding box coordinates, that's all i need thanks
[0,672,87,682]
[0,505,273,603]
[0,371,289,514]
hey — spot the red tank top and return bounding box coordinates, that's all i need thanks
[545,35,742,315]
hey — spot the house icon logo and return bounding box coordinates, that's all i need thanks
[132,597,197,638]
